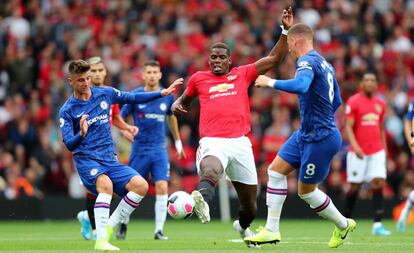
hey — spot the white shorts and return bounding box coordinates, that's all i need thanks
[196,136,258,185]
[346,150,386,183]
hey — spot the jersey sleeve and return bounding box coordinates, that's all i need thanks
[185,74,198,98]
[406,100,414,121]
[345,97,357,120]
[108,86,162,104]
[332,78,342,111]
[240,64,259,88]
[379,101,386,124]
[167,94,174,115]
[111,104,120,122]
[120,103,133,118]
[296,59,314,75]
[59,109,83,151]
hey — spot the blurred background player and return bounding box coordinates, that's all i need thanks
[343,73,391,236]
[171,7,293,247]
[244,23,355,248]
[60,60,180,250]
[396,98,414,232]
[76,56,139,241]
[117,60,186,240]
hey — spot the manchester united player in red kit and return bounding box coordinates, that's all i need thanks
[171,7,293,247]
[343,73,391,236]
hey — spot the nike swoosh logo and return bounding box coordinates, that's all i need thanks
[76,112,85,118]
[341,229,349,239]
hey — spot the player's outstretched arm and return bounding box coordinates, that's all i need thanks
[255,66,314,94]
[254,6,293,75]
[171,92,193,116]
[161,78,184,96]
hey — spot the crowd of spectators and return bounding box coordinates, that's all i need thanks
[1,0,414,204]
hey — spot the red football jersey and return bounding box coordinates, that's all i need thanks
[186,64,258,138]
[345,92,386,155]
[110,103,120,126]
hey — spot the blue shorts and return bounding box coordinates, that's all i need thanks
[278,129,342,184]
[74,158,140,196]
[129,149,169,182]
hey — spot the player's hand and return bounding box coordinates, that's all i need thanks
[79,115,89,137]
[161,78,184,96]
[282,6,293,30]
[176,149,187,160]
[120,129,135,143]
[171,100,189,115]
[255,75,272,88]
[354,147,364,159]
[127,125,139,136]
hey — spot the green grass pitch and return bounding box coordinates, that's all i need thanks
[0,219,413,252]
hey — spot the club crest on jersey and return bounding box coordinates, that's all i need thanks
[375,104,382,113]
[100,101,108,110]
[90,168,98,176]
[209,83,234,93]
[160,103,167,111]
[59,118,64,127]
[227,75,238,81]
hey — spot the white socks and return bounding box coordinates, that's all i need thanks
[155,194,168,233]
[108,191,143,228]
[400,190,414,221]
[94,193,112,240]
[265,170,287,232]
[299,188,348,230]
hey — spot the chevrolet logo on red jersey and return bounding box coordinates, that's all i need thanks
[209,83,234,93]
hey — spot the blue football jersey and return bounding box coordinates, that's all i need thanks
[406,99,414,121]
[295,50,342,142]
[59,86,161,161]
[121,87,174,152]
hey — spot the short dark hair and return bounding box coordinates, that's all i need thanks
[288,23,313,40]
[144,60,161,68]
[210,42,230,56]
[68,60,90,75]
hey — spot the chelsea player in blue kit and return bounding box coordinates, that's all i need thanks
[244,24,356,248]
[117,60,186,240]
[59,60,181,251]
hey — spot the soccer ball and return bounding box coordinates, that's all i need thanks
[167,191,195,219]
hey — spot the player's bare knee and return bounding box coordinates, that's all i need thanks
[95,174,113,194]
[371,178,384,189]
[348,183,361,193]
[199,167,221,185]
[127,176,149,196]
[155,180,168,195]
